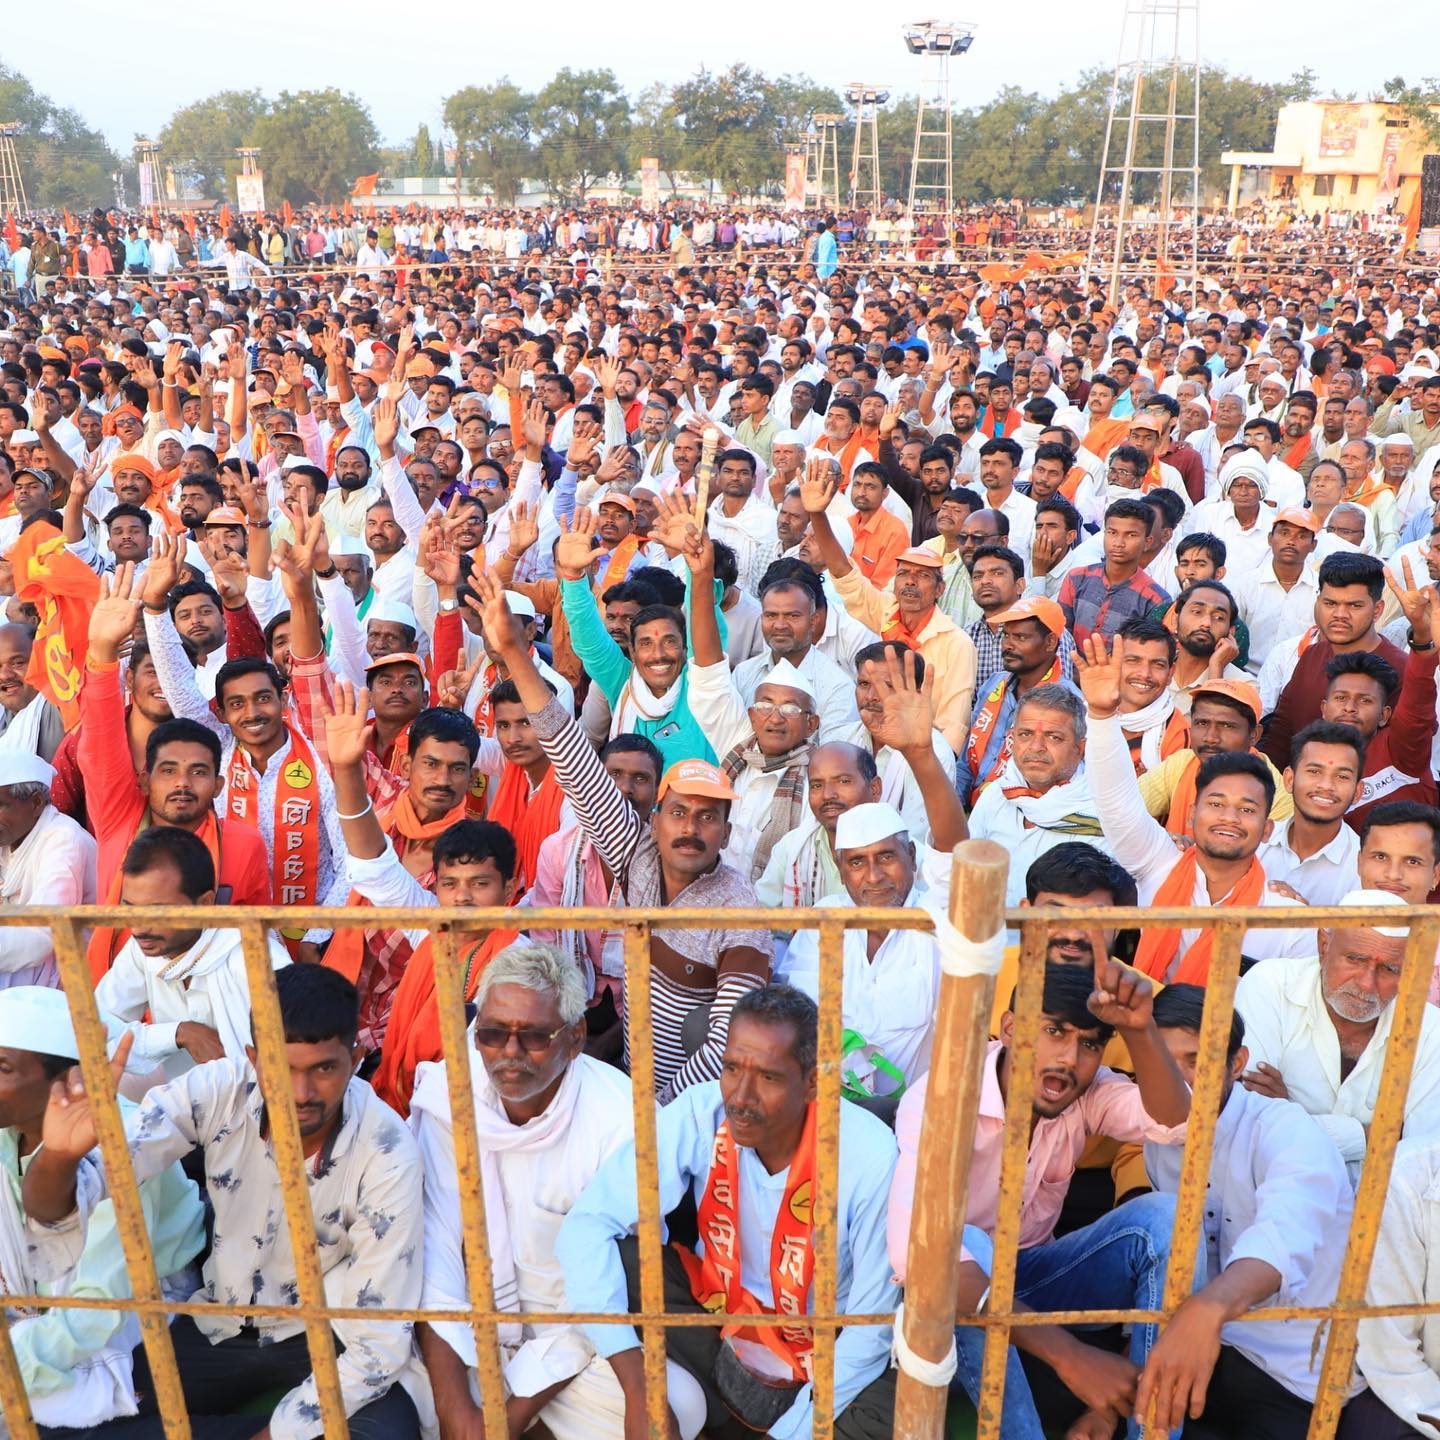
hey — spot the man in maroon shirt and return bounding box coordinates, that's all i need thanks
[1261,552,1409,767]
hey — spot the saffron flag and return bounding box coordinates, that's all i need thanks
[1401,185,1423,255]
[8,521,100,731]
[218,203,233,232]
[282,199,294,229]
[3,212,18,251]
[353,173,381,197]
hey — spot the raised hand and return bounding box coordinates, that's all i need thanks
[521,397,549,455]
[591,353,621,399]
[567,419,600,471]
[595,445,631,486]
[140,533,182,610]
[798,456,838,516]
[162,339,184,383]
[436,651,485,712]
[372,397,400,454]
[323,680,375,771]
[649,490,698,554]
[498,356,526,396]
[280,350,306,389]
[209,549,249,609]
[422,523,462,588]
[862,644,936,756]
[1387,554,1440,647]
[41,1033,134,1164]
[505,499,540,559]
[68,462,99,506]
[680,522,714,578]
[879,399,901,437]
[232,462,267,525]
[553,509,599,580]
[470,569,522,657]
[88,563,143,658]
[1073,633,1122,719]
[1088,955,1156,1032]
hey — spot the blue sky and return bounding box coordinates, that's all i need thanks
[5,0,1417,150]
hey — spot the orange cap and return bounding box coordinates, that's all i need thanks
[365,650,426,675]
[657,759,738,803]
[597,490,637,514]
[894,546,944,571]
[990,595,1066,635]
[1272,506,1320,533]
[1192,677,1262,722]
[201,505,248,526]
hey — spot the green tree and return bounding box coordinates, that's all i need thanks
[246,89,380,205]
[633,82,686,192]
[158,89,268,199]
[443,81,533,203]
[410,123,434,178]
[1382,77,1440,147]
[532,68,631,199]
[0,61,122,208]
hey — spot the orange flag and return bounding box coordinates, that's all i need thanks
[219,203,233,232]
[282,199,294,228]
[353,173,380,197]
[3,212,18,251]
[1401,185,1423,254]
[343,198,354,220]
[8,521,101,731]
[62,208,75,235]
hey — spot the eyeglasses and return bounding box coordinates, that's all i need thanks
[750,699,811,719]
[473,1023,568,1055]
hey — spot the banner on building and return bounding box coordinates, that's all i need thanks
[236,173,266,214]
[1377,130,1403,207]
[1319,104,1363,159]
[785,151,806,208]
[137,163,154,209]
[640,157,660,209]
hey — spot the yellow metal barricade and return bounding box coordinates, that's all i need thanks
[0,869,1436,1440]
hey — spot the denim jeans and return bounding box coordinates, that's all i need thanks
[954,1191,1178,1440]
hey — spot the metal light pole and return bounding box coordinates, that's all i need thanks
[845,84,890,212]
[903,20,976,229]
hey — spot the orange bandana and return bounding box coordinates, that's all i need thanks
[676,1104,819,1383]
[226,720,321,935]
[1133,847,1266,985]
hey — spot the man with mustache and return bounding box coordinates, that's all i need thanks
[558,984,901,1439]
[1165,581,1246,714]
[1235,891,1440,1184]
[889,961,1190,1440]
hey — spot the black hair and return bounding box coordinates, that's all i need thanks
[855,639,926,683]
[144,717,223,774]
[1194,751,1275,811]
[1290,718,1366,773]
[1142,487,1187,531]
[1023,962,1114,1046]
[409,705,481,763]
[491,676,554,708]
[431,818,517,882]
[103,502,152,531]
[627,565,685,608]
[272,964,359,1048]
[1104,497,1153,529]
[1116,615,1178,664]
[602,579,661,609]
[1175,579,1238,627]
[264,610,292,652]
[759,556,827,610]
[972,544,1025,581]
[1032,441,1074,469]
[1176,532,1226,568]
[1024,844,1137,906]
[979,436,1023,466]
[710,538,739,589]
[1153,983,1245,1061]
[120,825,215,900]
[1360,801,1440,863]
[166,578,223,619]
[1318,551,1385,601]
[731,983,818,1073]
[214,656,285,707]
[601,732,665,784]
[1324,649,1400,703]
[1035,496,1082,533]
[629,603,685,645]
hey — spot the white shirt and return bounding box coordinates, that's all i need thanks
[1256,817,1360,907]
[984,486,1037,559]
[1236,951,1440,1178]
[1145,1084,1356,1402]
[1230,561,1320,673]
[1087,713,1311,961]
[706,492,779,597]
[1181,500,1275,578]
[0,805,95,986]
[96,928,290,1079]
[1357,1136,1440,1435]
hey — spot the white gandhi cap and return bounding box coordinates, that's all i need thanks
[1335,889,1411,939]
[760,658,816,702]
[835,801,908,852]
[0,753,55,789]
[0,987,82,1061]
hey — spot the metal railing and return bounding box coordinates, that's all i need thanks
[0,852,1436,1440]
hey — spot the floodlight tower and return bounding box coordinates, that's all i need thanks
[811,114,844,209]
[845,84,890,212]
[1084,0,1202,304]
[802,127,822,208]
[0,124,28,217]
[903,20,975,224]
[135,138,164,212]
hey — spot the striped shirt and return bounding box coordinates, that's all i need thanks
[528,696,772,1104]
[1057,564,1172,647]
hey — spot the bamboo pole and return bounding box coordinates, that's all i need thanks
[893,839,1010,1439]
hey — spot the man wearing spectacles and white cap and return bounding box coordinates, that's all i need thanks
[0,752,96,990]
[1235,889,1440,1184]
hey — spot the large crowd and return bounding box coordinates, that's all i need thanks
[0,203,1438,1440]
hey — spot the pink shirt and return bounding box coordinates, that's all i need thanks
[887,1040,1187,1277]
[525,823,613,974]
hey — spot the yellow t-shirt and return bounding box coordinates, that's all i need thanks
[1138,748,1293,825]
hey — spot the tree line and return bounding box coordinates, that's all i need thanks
[0,56,1431,211]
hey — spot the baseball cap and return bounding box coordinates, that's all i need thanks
[1192,677,1262,722]
[657,759,738,803]
[202,506,248,527]
[1272,506,1320,533]
[894,547,944,571]
[597,490,636,514]
[990,596,1066,635]
[365,650,425,675]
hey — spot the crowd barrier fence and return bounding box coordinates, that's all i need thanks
[0,846,1436,1440]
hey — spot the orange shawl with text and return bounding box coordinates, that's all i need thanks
[1133,848,1265,986]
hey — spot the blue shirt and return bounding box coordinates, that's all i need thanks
[814,230,839,279]
[555,1081,899,1440]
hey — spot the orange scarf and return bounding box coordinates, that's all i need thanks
[1283,434,1311,471]
[1080,416,1131,461]
[372,927,519,1117]
[676,1103,819,1383]
[1164,746,1269,836]
[226,721,320,937]
[1124,709,1190,776]
[381,788,465,852]
[1133,847,1266,985]
[485,763,564,890]
[965,662,1061,796]
[1347,475,1394,507]
[325,424,351,475]
[815,431,866,483]
[595,533,642,595]
[883,604,936,652]
[87,812,224,983]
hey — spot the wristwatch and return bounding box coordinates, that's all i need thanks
[438,597,459,613]
[314,565,338,580]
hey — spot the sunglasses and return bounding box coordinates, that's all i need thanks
[473,1023,568,1056]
